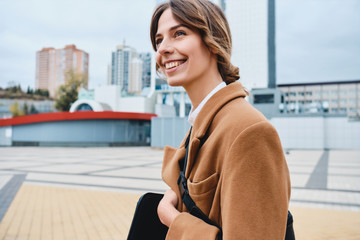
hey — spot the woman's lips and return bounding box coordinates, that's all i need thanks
[165,60,183,69]
[163,60,187,74]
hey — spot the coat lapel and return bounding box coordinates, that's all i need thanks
[185,137,201,178]
[162,145,185,194]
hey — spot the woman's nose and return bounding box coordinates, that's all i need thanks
[157,40,174,55]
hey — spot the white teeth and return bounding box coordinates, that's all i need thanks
[165,61,182,69]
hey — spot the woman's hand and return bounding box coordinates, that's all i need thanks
[157,189,180,227]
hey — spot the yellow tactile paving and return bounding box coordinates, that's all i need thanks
[1,184,360,240]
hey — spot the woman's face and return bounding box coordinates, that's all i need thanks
[155,9,214,88]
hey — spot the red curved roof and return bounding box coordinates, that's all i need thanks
[0,111,157,127]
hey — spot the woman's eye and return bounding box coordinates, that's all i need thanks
[175,31,186,37]
[155,39,163,48]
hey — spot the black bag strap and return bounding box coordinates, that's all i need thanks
[177,127,223,239]
[177,127,295,240]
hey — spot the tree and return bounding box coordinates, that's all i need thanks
[55,69,88,111]
[30,104,38,114]
[34,88,49,97]
[9,102,25,117]
[7,85,22,94]
[27,86,34,95]
[22,102,29,115]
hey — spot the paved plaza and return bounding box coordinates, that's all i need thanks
[0,147,359,239]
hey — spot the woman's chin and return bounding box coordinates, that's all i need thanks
[167,78,185,87]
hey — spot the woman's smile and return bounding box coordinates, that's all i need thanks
[164,59,187,73]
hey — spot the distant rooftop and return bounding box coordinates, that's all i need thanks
[277,80,360,87]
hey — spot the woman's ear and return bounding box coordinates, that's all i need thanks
[209,48,218,55]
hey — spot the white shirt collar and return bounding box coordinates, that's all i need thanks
[188,82,226,126]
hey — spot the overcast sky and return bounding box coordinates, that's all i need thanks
[0,0,359,90]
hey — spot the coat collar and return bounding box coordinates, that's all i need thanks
[191,82,247,141]
[185,82,247,177]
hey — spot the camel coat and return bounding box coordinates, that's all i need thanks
[162,82,291,240]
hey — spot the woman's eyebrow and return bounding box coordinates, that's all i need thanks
[155,24,188,38]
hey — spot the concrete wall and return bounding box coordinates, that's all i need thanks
[71,85,156,114]
[0,126,12,146]
[151,116,360,150]
[270,117,325,149]
[151,117,190,148]
[271,116,360,150]
[324,117,360,150]
[118,97,155,113]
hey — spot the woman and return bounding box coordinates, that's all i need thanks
[150,0,291,239]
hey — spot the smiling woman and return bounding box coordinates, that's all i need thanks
[154,10,216,105]
[147,0,293,240]
[150,0,239,109]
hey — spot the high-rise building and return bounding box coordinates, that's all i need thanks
[110,45,153,94]
[139,53,152,89]
[110,45,137,93]
[129,58,143,93]
[225,0,276,90]
[35,44,89,97]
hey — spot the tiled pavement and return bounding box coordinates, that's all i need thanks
[0,147,359,239]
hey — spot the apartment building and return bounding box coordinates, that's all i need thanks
[35,44,89,97]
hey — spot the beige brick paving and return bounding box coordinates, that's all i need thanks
[1,184,360,240]
[1,148,360,239]
[289,206,360,240]
[0,184,140,240]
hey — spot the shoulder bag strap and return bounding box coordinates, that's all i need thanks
[177,127,223,239]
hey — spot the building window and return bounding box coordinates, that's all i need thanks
[298,92,304,96]
[253,94,274,104]
[323,91,329,96]
[76,103,93,111]
[306,91,312,96]
[339,108,347,113]
[339,90,347,96]
[332,90,338,95]
[290,92,296,97]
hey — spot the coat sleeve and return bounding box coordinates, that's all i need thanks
[165,121,290,240]
[166,212,220,240]
[220,121,291,239]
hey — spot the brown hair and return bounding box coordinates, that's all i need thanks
[150,0,240,84]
